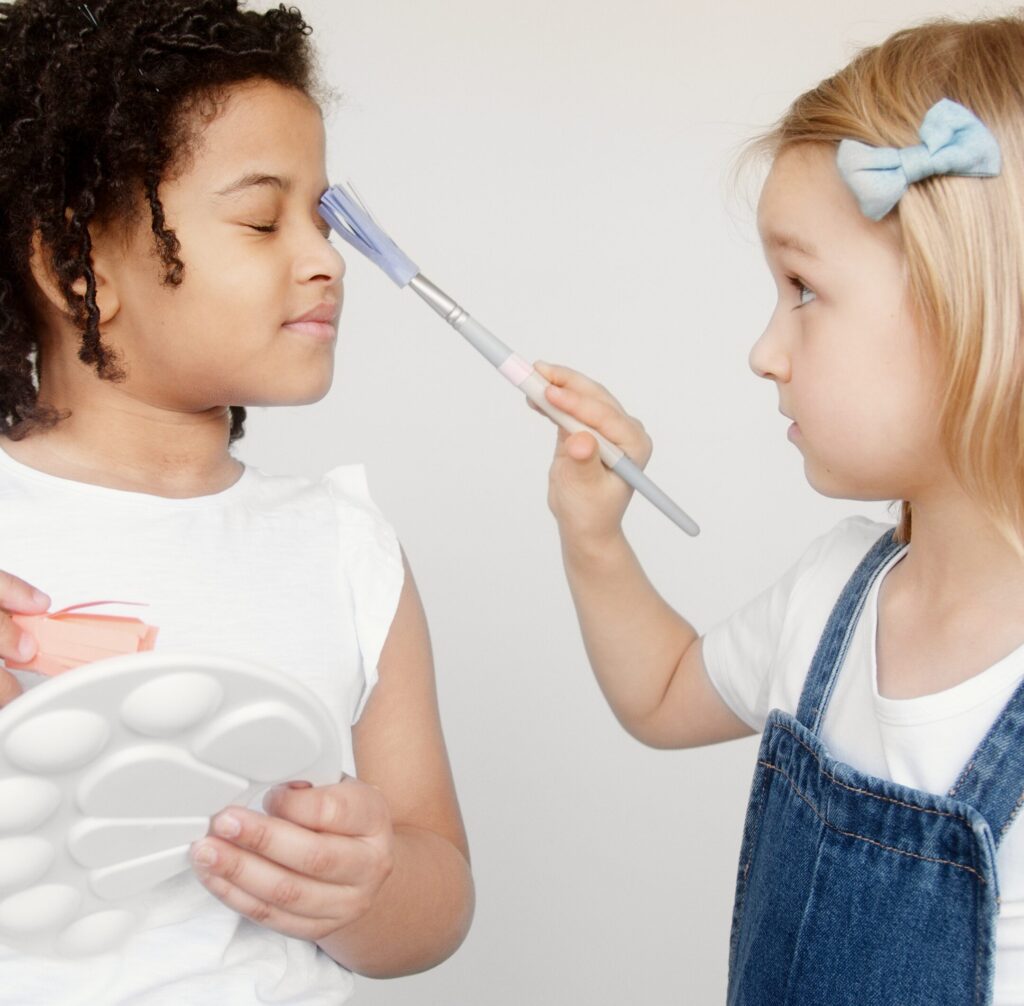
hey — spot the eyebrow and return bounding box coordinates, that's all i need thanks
[762,231,820,260]
[214,173,292,198]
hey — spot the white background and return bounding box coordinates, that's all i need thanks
[238,2,1012,1002]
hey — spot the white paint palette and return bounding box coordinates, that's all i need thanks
[0,651,344,958]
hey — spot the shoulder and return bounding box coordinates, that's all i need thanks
[320,464,401,552]
[320,464,387,522]
[320,463,404,604]
[701,515,895,729]
[772,514,895,673]
[241,463,402,572]
[242,464,390,525]
[320,466,406,720]
[234,464,325,512]
[773,515,895,638]
[792,515,895,597]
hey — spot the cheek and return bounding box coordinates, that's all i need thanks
[169,257,286,354]
[790,331,887,442]
[799,358,937,498]
[116,279,264,395]
[186,236,281,311]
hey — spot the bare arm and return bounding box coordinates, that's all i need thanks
[317,550,474,976]
[536,362,752,749]
[563,530,750,747]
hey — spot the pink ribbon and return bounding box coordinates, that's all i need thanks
[7,601,160,676]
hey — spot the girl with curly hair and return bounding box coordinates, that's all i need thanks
[0,1,473,1000]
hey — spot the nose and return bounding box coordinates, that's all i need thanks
[748,305,790,383]
[297,222,346,287]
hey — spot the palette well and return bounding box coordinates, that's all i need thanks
[0,651,343,958]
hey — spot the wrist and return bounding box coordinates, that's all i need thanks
[559,523,631,569]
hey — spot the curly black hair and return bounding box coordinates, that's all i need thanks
[0,0,323,443]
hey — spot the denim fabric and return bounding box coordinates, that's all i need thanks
[727,529,1024,1005]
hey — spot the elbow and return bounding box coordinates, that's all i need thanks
[349,851,476,979]
[614,707,675,750]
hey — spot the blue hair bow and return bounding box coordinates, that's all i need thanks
[836,98,1001,221]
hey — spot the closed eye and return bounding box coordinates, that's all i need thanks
[246,221,333,239]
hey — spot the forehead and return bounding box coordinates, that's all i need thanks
[756,143,872,256]
[178,80,326,186]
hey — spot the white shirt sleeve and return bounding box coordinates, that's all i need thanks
[701,517,891,731]
[323,465,405,723]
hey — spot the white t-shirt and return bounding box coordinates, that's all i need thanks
[703,515,1024,1005]
[0,446,405,1005]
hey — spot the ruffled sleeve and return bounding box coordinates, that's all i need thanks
[322,465,405,723]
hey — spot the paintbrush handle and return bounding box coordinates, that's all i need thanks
[481,349,625,464]
[455,321,701,537]
[515,361,700,537]
[408,276,700,536]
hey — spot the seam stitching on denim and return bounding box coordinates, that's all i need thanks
[803,532,902,734]
[1000,789,1024,836]
[759,759,987,883]
[950,756,977,798]
[812,581,870,732]
[774,722,974,825]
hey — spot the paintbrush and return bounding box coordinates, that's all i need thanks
[319,183,699,536]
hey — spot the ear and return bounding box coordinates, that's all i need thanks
[28,224,122,325]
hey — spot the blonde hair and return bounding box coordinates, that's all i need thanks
[742,11,1024,552]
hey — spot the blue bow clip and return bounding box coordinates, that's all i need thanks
[837,98,1001,221]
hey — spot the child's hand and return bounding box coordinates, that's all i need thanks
[190,777,394,943]
[531,361,653,546]
[0,572,50,706]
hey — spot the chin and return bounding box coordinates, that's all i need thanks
[804,461,894,503]
[252,366,335,406]
[800,452,847,497]
[280,382,334,406]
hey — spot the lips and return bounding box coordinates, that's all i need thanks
[285,301,340,326]
[282,301,340,343]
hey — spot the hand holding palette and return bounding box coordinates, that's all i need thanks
[0,651,344,958]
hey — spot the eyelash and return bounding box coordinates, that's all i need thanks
[787,275,816,307]
[247,221,334,241]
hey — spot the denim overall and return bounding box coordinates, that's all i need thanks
[727,528,1024,1006]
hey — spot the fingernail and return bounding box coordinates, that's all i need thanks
[286,780,313,789]
[17,633,36,661]
[31,590,50,608]
[192,843,217,867]
[212,813,241,838]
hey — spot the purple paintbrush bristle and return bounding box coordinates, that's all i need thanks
[318,184,419,288]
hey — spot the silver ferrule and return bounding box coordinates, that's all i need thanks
[409,274,468,326]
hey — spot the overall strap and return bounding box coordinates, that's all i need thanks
[948,676,1024,844]
[796,528,904,733]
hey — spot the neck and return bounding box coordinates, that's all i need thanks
[895,485,1024,616]
[5,337,242,499]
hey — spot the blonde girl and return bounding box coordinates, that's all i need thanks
[537,12,1024,1004]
